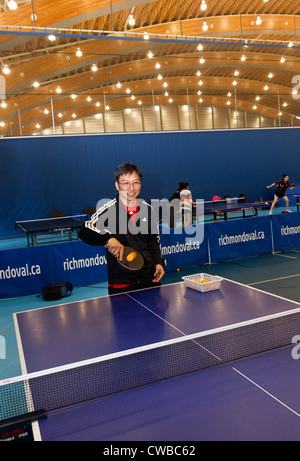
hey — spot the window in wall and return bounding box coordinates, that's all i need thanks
[196,105,213,130]
[123,108,143,132]
[42,125,63,135]
[143,105,161,131]
[106,110,124,132]
[63,119,84,134]
[260,115,274,127]
[246,112,260,128]
[84,115,105,133]
[230,109,245,128]
[161,105,179,131]
[213,106,229,129]
[178,105,196,130]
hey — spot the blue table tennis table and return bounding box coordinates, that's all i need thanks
[9,279,300,441]
[202,201,271,221]
[15,215,87,246]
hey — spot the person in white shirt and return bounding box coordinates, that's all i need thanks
[180,182,193,226]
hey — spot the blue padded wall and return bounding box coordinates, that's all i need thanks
[1,127,300,238]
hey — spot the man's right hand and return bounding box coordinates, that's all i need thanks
[105,238,125,261]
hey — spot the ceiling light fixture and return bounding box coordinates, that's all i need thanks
[256,16,262,25]
[144,30,149,40]
[200,1,207,11]
[128,14,135,26]
[91,64,98,72]
[7,1,17,10]
[76,47,82,57]
[48,34,56,42]
[147,50,153,58]
[2,65,10,75]
[202,21,208,31]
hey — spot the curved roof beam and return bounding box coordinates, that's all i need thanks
[0,0,160,48]
[3,74,296,130]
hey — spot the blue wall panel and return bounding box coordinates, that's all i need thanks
[1,127,300,238]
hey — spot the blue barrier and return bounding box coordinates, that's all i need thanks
[208,216,273,263]
[272,212,300,251]
[0,245,57,299]
[0,242,108,299]
[159,226,208,271]
[1,213,300,299]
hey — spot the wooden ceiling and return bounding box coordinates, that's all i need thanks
[0,0,300,135]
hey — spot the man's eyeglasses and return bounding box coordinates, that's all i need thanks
[118,181,141,188]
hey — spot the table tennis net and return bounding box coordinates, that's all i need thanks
[1,306,300,423]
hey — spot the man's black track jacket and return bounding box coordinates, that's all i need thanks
[79,195,165,285]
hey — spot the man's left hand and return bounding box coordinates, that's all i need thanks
[153,264,165,283]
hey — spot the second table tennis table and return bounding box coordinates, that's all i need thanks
[5,278,300,441]
[202,201,271,221]
[15,215,87,246]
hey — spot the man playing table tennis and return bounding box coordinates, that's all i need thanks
[79,162,165,295]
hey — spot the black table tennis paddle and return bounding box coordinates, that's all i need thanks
[117,246,144,271]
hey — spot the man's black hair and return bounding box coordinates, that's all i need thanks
[114,163,143,182]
